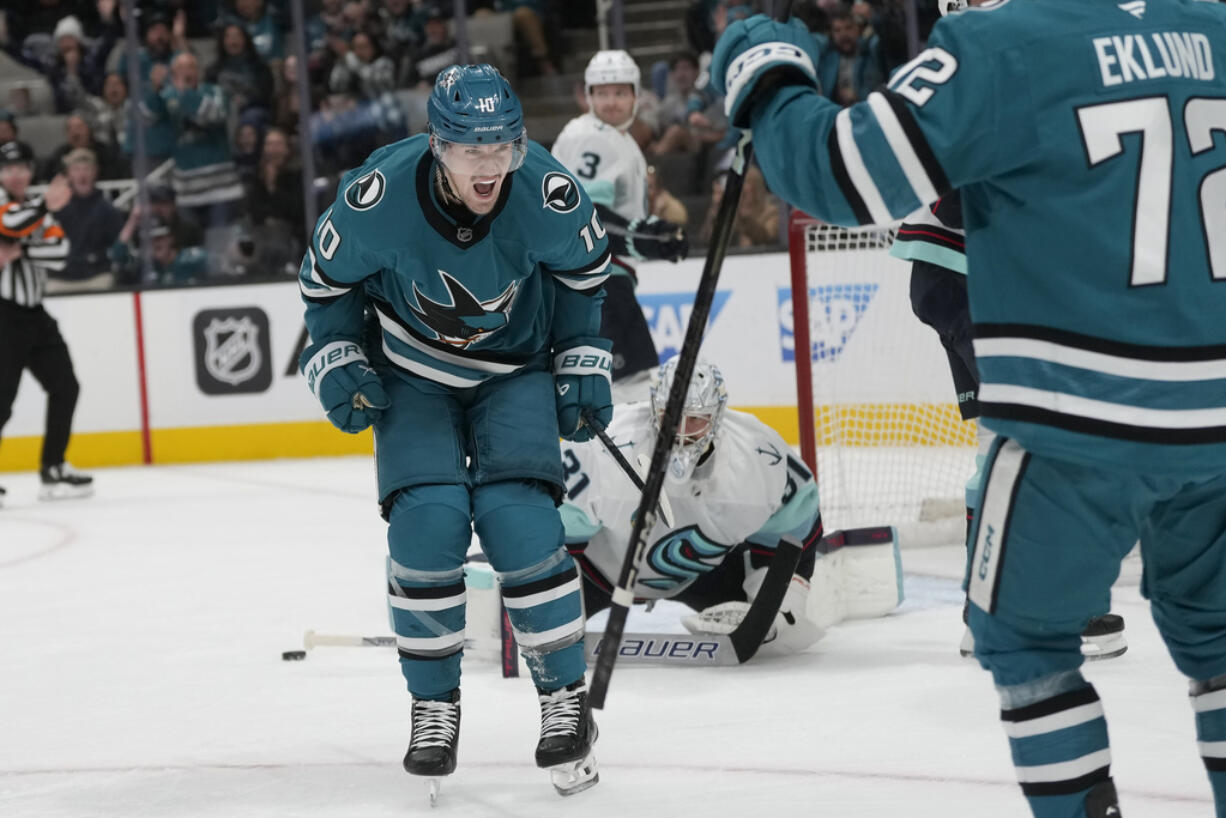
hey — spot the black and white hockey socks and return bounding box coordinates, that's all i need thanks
[1191,675,1226,812]
[1000,680,1116,817]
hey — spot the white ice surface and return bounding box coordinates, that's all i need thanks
[0,456,1213,817]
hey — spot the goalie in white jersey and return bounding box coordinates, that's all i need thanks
[551,51,689,402]
[559,357,904,653]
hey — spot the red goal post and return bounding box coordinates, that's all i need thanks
[787,210,977,546]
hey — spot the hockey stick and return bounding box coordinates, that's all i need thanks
[589,2,793,710]
[580,409,674,527]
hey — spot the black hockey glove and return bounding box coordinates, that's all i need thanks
[626,216,689,263]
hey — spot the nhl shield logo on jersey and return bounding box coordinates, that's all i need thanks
[410,271,519,347]
[344,169,387,211]
[541,172,580,213]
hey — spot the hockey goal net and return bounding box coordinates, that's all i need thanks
[788,212,977,547]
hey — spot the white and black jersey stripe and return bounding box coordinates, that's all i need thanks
[0,193,69,308]
[827,89,952,226]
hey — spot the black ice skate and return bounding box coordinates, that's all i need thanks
[960,605,1127,661]
[1081,614,1127,661]
[0,484,6,508]
[403,690,460,807]
[38,463,93,501]
[535,679,599,796]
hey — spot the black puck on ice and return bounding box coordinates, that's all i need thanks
[282,650,307,661]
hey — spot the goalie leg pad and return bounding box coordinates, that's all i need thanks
[387,484,474,699]
[808,526,904,630]
[474,481,586,690]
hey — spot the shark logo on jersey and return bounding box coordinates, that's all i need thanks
[542,172,580,213]
[409,271,519,348]
[344,169,386,211]
[641,526,731,591]
[778,283,878,363]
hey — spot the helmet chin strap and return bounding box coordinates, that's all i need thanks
[435,165,464,208]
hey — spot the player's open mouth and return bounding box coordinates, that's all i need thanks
[473,179,497,198]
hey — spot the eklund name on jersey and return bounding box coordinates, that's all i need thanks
[542,172,580,213]
[1092,32,1214,87]
[345,169,387,211]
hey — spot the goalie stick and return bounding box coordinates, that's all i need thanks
[580,409,674,527]
[589,0,794,709]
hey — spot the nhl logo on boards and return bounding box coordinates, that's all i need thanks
[541,172,580,214]
[192,308,273,395]
[344,169,386,211]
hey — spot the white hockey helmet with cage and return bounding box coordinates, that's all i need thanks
[584,49,640,129]
[650,357,728,483]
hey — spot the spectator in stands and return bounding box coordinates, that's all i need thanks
[245,126,304,247]
[272,54,306,135]
[40,114,128,183]
[45,10,121,114]
[0,111,36,163]
[815,4,885,106]
[646,165,688,226]
[91,72,130,156]
[306,0,349,60]
[411,8,457,88]
[146,183,204,251]
[116,9,184,167]
[221,0,284,64]
[48,147,124,292]
[232,110,266,185]
[111,213,206,287]
[499,0,558,77]
[699,165,781,248]
[378,0,421,83]
[146,51,245,229]
[329,29,397,100]
[648,52,701,155]
[205,22,274,118]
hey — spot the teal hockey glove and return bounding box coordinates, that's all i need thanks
[553,339,613,442]
[301,340,390,433]
[710,15,819,129]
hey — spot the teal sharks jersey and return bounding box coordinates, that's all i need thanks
[299,135,611,388]
[749,0,1226,473]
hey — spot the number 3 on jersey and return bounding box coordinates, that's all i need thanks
[1076,95,1226,285]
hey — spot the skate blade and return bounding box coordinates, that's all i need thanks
[1082,632,1127,661]
[426,776,441,807]
[549,753,599,797]
[38,484,94,502]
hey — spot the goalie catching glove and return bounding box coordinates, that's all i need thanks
[709,15,820,129]
[682,568,825,655]
[301,340,390,433]
[554,339,613,442]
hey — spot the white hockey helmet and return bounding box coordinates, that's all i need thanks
[584,49,640,129]
[650,356,728,483]
[938,0,968,15]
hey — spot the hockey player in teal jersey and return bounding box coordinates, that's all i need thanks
[709,1,1226,816]
[298,65,609,799]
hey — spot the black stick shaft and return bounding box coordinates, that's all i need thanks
[581,409,645,490]
[587,0,793,713]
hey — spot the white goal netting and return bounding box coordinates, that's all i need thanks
[788,216,977,547]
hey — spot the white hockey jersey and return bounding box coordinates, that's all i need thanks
[550,112,648,223]
[559,404,821,599]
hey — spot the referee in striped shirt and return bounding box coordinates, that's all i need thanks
[0,140,93,506]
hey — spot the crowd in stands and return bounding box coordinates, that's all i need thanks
[0,0,942,295]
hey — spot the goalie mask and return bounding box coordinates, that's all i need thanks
[650,357,728,483]
[584,50,640,131]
